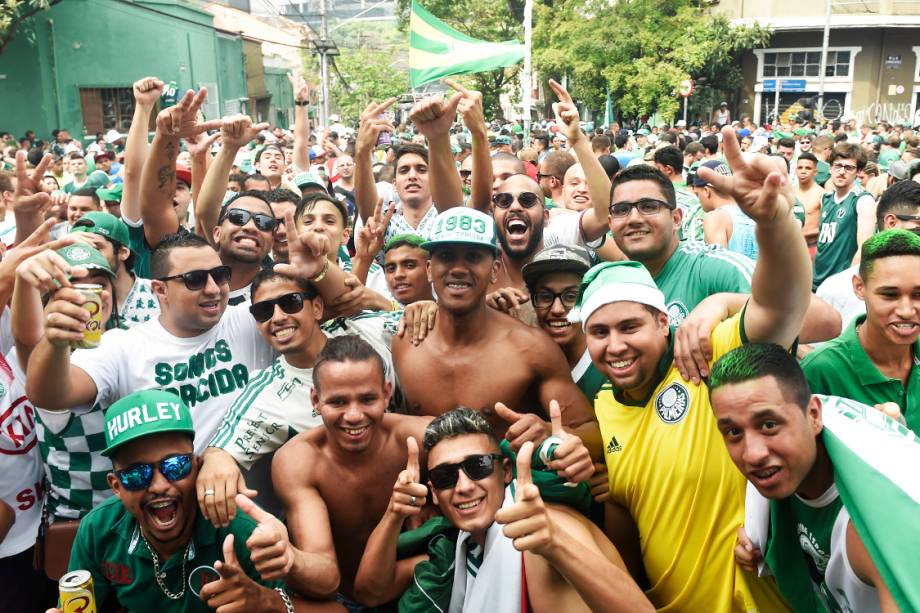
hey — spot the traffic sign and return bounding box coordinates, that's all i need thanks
[762,79,807,93]
[678,79,693,97]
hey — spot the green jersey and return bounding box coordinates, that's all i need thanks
[801,314,920,433]
[814,186,873,290]
[572,350,605,402]
[127,222,152,280]
[67,497,281,612]
[654,242,754,327]
[788,487,847,612]
[816,160,831,187]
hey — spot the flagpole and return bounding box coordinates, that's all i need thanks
[522,0,533,147]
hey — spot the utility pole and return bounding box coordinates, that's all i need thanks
[319,0,330,128]
[817,0,832,120]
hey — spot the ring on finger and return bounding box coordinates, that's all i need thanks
[204,489,215,497]
[409,495,417,506]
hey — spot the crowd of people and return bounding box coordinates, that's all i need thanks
[0,72,918,613]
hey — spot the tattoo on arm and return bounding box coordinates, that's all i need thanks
[156,166,175,194]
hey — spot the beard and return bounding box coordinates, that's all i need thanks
[497,219,544,262]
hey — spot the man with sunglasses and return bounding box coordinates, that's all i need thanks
[56,389,292,613]
[814,143,877,290]
[212,192,278,306]
[394,207,599,479]
[200,269,403,523]
[580,126,813,610]
[27,233,275,454]
[353,408,652,612]
[70,211,160,328]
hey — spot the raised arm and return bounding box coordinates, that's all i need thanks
[269,450,340,598]
[409,92,463,211]
[123,77,164,224]
[12,150,51,245]
[354,99,396,222]
[186,131,221,226]
[548,80,610,242]
[698,127,811,347]
[140,89,221,247]
[450,80,493,213]
[195,115,268,242]
[289,73,312,173]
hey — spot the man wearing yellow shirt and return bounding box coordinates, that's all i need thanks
[572,127,812,611]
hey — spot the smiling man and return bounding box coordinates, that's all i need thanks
[393,207,601,473]
[59,390,289,612]
[249,335,429,607]
[382,234,433,306]
[709,344,920,613]
[580,132,811,611]
[802,229,920,433]
[198,270,403,523]
[213,191,277,306]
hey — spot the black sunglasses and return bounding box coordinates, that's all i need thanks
[429,453,503,490]
[222,208,278,232]
[115,453,193,491]
[157,265,232,291]
[249,292,308,322]
[492,192,541,209]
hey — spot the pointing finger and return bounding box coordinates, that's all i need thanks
[234,493,275,525]
[549,400,564,437]
[445,78,470,95]
[406,436,420,481]
[515,441,534,490]
[222,533,239,567]
[494,402,522,424]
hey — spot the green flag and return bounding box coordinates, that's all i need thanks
[409,0,525,88]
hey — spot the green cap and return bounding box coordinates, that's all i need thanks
[102,390,195,457]
[70,211,131,249]
[878,149,901,171]
[567,261,666,329]
[773,130,793,140]
[494,135,513,145]
[96,183,123,203]
[294,172,327,191]
[56,243,114,278]
[637,129,651,136]
[84,170,110,190]
[522,244,592,289]
[421,207,498,254]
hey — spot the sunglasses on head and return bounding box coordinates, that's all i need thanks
[115,453,193,491]
[249,291,309,322]
[429,453,503,490]
[157,265,232,291]
[222,208,278,232]
[492,192,541,209]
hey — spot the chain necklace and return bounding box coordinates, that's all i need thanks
[142,533,191,601]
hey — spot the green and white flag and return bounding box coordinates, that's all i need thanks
[409,0,525,88]
[750,396,920,612]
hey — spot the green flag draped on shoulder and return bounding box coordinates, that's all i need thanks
[749,396,920,612]
[409,0,525,88]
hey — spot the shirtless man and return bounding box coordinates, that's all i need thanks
[250,335,431,607]
[353,408,653,612]
[795,152,824,251]
[392,207,599,480]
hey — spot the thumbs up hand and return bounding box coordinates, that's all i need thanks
[545,400,595,485]
[494,402,551,452]
[237,494,294,581]
[495,441,555,556]
[199,534,266,611]
[388,437,429,518]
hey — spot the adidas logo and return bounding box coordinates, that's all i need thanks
[607,435,622,453]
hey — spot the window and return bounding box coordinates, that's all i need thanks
[79,88,140,136]
[762,51,851,79]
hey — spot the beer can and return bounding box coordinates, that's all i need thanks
[60,569,97,613]
[73,283,104,349]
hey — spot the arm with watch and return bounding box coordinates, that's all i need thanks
[289,73,312,173]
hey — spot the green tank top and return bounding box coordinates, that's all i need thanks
[789,487,847,612]
[814,188,868,290]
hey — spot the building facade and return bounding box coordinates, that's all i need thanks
[713,0,920,126]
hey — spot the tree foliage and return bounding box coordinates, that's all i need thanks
[329,46,409,120]
[533,0,771,120]
[0,0,60,55]
[395,0,525,117]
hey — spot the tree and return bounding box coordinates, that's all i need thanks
[395,0,524,117]
[330,46,409,121]
[0,0,61,55]
[533,0,771,121]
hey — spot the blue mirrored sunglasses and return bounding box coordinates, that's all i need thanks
[115,453,193,491]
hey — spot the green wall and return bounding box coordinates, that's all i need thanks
[0,0,248,139]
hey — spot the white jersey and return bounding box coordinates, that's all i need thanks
[71,305,275,453]
[544,209,604,250]
[119,276,160,328]
[816,264,865,330]
[0,353,43,558]
[209,310,403,468]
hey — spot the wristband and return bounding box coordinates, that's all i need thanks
[308,259,330,283]
[294,100,310,107]
[275,587,295,613]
